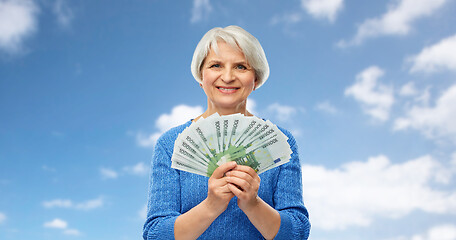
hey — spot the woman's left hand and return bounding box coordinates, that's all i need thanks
[225,165,261,212]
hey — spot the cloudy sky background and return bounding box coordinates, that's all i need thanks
[1,0,456,239]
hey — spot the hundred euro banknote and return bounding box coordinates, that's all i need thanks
[171,113,292,177]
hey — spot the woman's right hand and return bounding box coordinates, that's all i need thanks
[204,161,237,216]
[174,161,238,240]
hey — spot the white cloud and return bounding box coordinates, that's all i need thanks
[452,152,456,167]
[155,105,203,133]
[123,162,149,176]
[338,0,448,47]
[247,98,257,115]
[190,0,212,23]
[267,103,298,122]
[394,224,456,240]
[43,218,81,235]
[302,154,456,230]
[0,0,38,53]
[43,199,72,208]
[136,104,203,148]
[270,12,303,25]
[400,82,418,97]
[74,197,103,210]
[63,228,81,236]
[136,132,161,148]
[101,162,149,179]
[301,0,343,22]
[289,128,302,138]
[418,88,432,104]
[43,197,104,210]
[315,100,338,114]
[416,224,456,240]
[100,167,118,179]
[345,66,394,121]
[408,34,456,73]
[139,205,147,220]
[44,218,68,229]
[394,84,456,143]
[271,0,343,25]
[398,83,432,114]
[0,212,6,224]
[53,0,73,28]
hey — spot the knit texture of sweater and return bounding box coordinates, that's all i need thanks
[143,120,311,240]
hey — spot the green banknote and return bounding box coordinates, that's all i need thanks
[171,113,292,177]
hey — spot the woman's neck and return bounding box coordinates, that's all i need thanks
[193,100,253,122]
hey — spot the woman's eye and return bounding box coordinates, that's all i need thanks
[236,65,247,70]
[210,64,220,68]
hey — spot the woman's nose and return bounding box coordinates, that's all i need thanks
[221,69,235,83]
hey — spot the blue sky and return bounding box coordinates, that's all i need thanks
[1,0,456,239]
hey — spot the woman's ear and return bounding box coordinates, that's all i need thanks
[254,78,258,90]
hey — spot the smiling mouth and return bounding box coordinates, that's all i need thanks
[216,86,240,94]
[217,87,240,90]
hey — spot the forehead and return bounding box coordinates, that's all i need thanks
[205,41,246,61]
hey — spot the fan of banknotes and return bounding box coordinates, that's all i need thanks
[171,113,292,177]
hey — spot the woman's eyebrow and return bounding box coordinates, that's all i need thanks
[205,59,250,66]
[234,61,251,67]
[206,59,221,63]
[205,59,221,65]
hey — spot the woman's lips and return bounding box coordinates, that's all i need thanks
[217,86,240,94]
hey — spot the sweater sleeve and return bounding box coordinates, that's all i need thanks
[273,132,311,240]
[143,137,181,240]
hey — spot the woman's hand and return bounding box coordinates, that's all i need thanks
[225,165,280,239]
[204,161,237,216]
[175,162,237,240]
[225,165,261,212]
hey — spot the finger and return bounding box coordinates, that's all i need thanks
[225,170,254,183]
[227,183,244,197]
[233,165,257,176]
[211,161,237,179]
[226,175,251,192]
[209,175,234,191]
[233,165,260,181]
[223,183,235,195]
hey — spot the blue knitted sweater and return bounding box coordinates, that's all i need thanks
[143,120,311,239]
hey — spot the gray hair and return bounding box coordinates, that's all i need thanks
[191,25,269,89]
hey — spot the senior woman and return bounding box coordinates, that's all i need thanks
[143,26,310,240]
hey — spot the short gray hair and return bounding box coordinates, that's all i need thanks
[191,25,269,89]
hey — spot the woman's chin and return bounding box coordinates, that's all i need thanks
[210,102,247,112]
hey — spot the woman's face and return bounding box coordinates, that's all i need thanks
[201,41,257,112]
